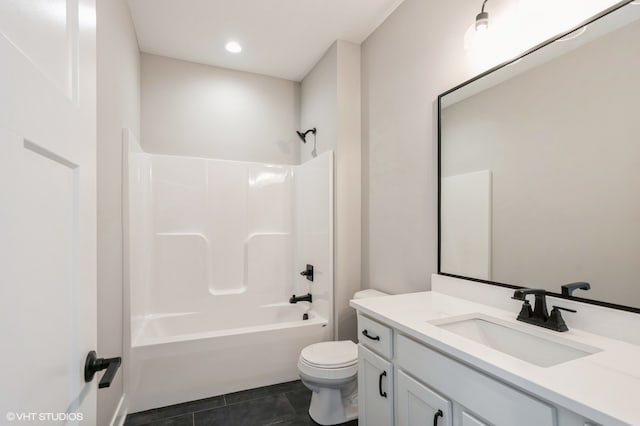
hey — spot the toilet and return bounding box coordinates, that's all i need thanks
[298,289,388,425]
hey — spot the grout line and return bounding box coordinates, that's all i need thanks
[191,412,195,426]
[192,405,228,416]
[130,382,307,424]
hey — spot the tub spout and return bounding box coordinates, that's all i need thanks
[289,293,312,303]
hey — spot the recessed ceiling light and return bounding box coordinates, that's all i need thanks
[225,41,242,53]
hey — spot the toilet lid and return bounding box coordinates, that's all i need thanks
[301,341,358,369]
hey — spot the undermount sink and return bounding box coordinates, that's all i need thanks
[430,314,602,367]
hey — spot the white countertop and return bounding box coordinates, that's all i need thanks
[350,291,640,426]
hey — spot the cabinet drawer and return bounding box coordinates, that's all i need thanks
[397,334,556,426]
[358,314,393,359]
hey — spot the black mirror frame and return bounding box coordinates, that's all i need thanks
[436,0,640,315]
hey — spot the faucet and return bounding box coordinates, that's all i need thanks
[561,281,590,297]
[300,264,314,282]
[512,289,575,332]
[289,293,312,304]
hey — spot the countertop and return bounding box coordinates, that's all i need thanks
[350,291,640,426]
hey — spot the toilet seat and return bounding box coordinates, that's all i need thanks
[298,357,358,380]
[301,341,358,368]
[299,341,358,380]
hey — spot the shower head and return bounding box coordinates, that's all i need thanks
[296,128,316,143]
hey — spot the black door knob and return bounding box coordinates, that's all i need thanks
[84,351,121,389]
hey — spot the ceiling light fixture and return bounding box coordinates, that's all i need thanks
[475,0,489,31]
[225,41,242,53]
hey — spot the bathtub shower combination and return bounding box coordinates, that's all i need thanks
[125,137,333,412]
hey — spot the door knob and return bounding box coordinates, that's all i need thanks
[84,351,121,389]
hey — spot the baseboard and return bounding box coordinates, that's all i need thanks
[109,393,127,426]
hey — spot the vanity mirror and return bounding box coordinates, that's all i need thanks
[438,0,640,312]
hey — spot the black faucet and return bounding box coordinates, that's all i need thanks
[512,289,575,332]
[561,281,590,297]
[289,293,312,304]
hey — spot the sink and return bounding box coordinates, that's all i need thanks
[430,314,602,367]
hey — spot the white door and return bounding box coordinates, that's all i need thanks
[358,345,393,426]
[396,371,452,426]
[0,0,97,424]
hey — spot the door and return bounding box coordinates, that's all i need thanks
[0,0,97,424]
[396,371,452,426]
[358,345,393,426]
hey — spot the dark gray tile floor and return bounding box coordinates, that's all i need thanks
[124,380,358,426]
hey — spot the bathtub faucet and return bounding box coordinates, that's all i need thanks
[289,293,312,304]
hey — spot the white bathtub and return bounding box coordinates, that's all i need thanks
[128,304,330,413]
[125,147,335,413]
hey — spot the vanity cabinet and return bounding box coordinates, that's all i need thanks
[358,344,394,426]
[356,313,601,426]
[396,370,452,426]
[396,334,555,426]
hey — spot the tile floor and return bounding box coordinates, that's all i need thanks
[124,380,358,426]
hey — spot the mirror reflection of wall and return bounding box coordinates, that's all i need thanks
[440,2,640,309]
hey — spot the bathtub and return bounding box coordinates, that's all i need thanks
[124,144,335,413]
[128,303,330,413]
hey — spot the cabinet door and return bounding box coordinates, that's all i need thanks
[396,371,452,426]
[359,345,394,426]
[461,411,489,426]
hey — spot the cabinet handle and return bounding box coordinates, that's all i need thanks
[433,409,443,426]
[362,329,380,341]
[378,371,388,398]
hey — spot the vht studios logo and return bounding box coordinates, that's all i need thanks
[6,412,84,422]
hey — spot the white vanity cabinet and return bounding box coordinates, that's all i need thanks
[357,315,394,425]
[358,345,394,426]
[396,334,555,426]
[356,313,602,426]
[396,370,452,426]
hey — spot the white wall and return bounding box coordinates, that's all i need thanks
[300,40,362,341]
[96,0,140,424]
[334,41,362,342]
[300,43,337,162]
[361,0,620,295]
[141,53,300,164]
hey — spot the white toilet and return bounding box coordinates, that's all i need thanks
[298,289,388,425]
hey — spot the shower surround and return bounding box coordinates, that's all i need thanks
[124,135,333,412]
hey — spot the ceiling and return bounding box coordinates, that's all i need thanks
[127,0,405,81]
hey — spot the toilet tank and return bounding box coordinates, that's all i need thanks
[353,289,388,299]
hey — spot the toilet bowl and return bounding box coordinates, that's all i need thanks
[298,289,388,425]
